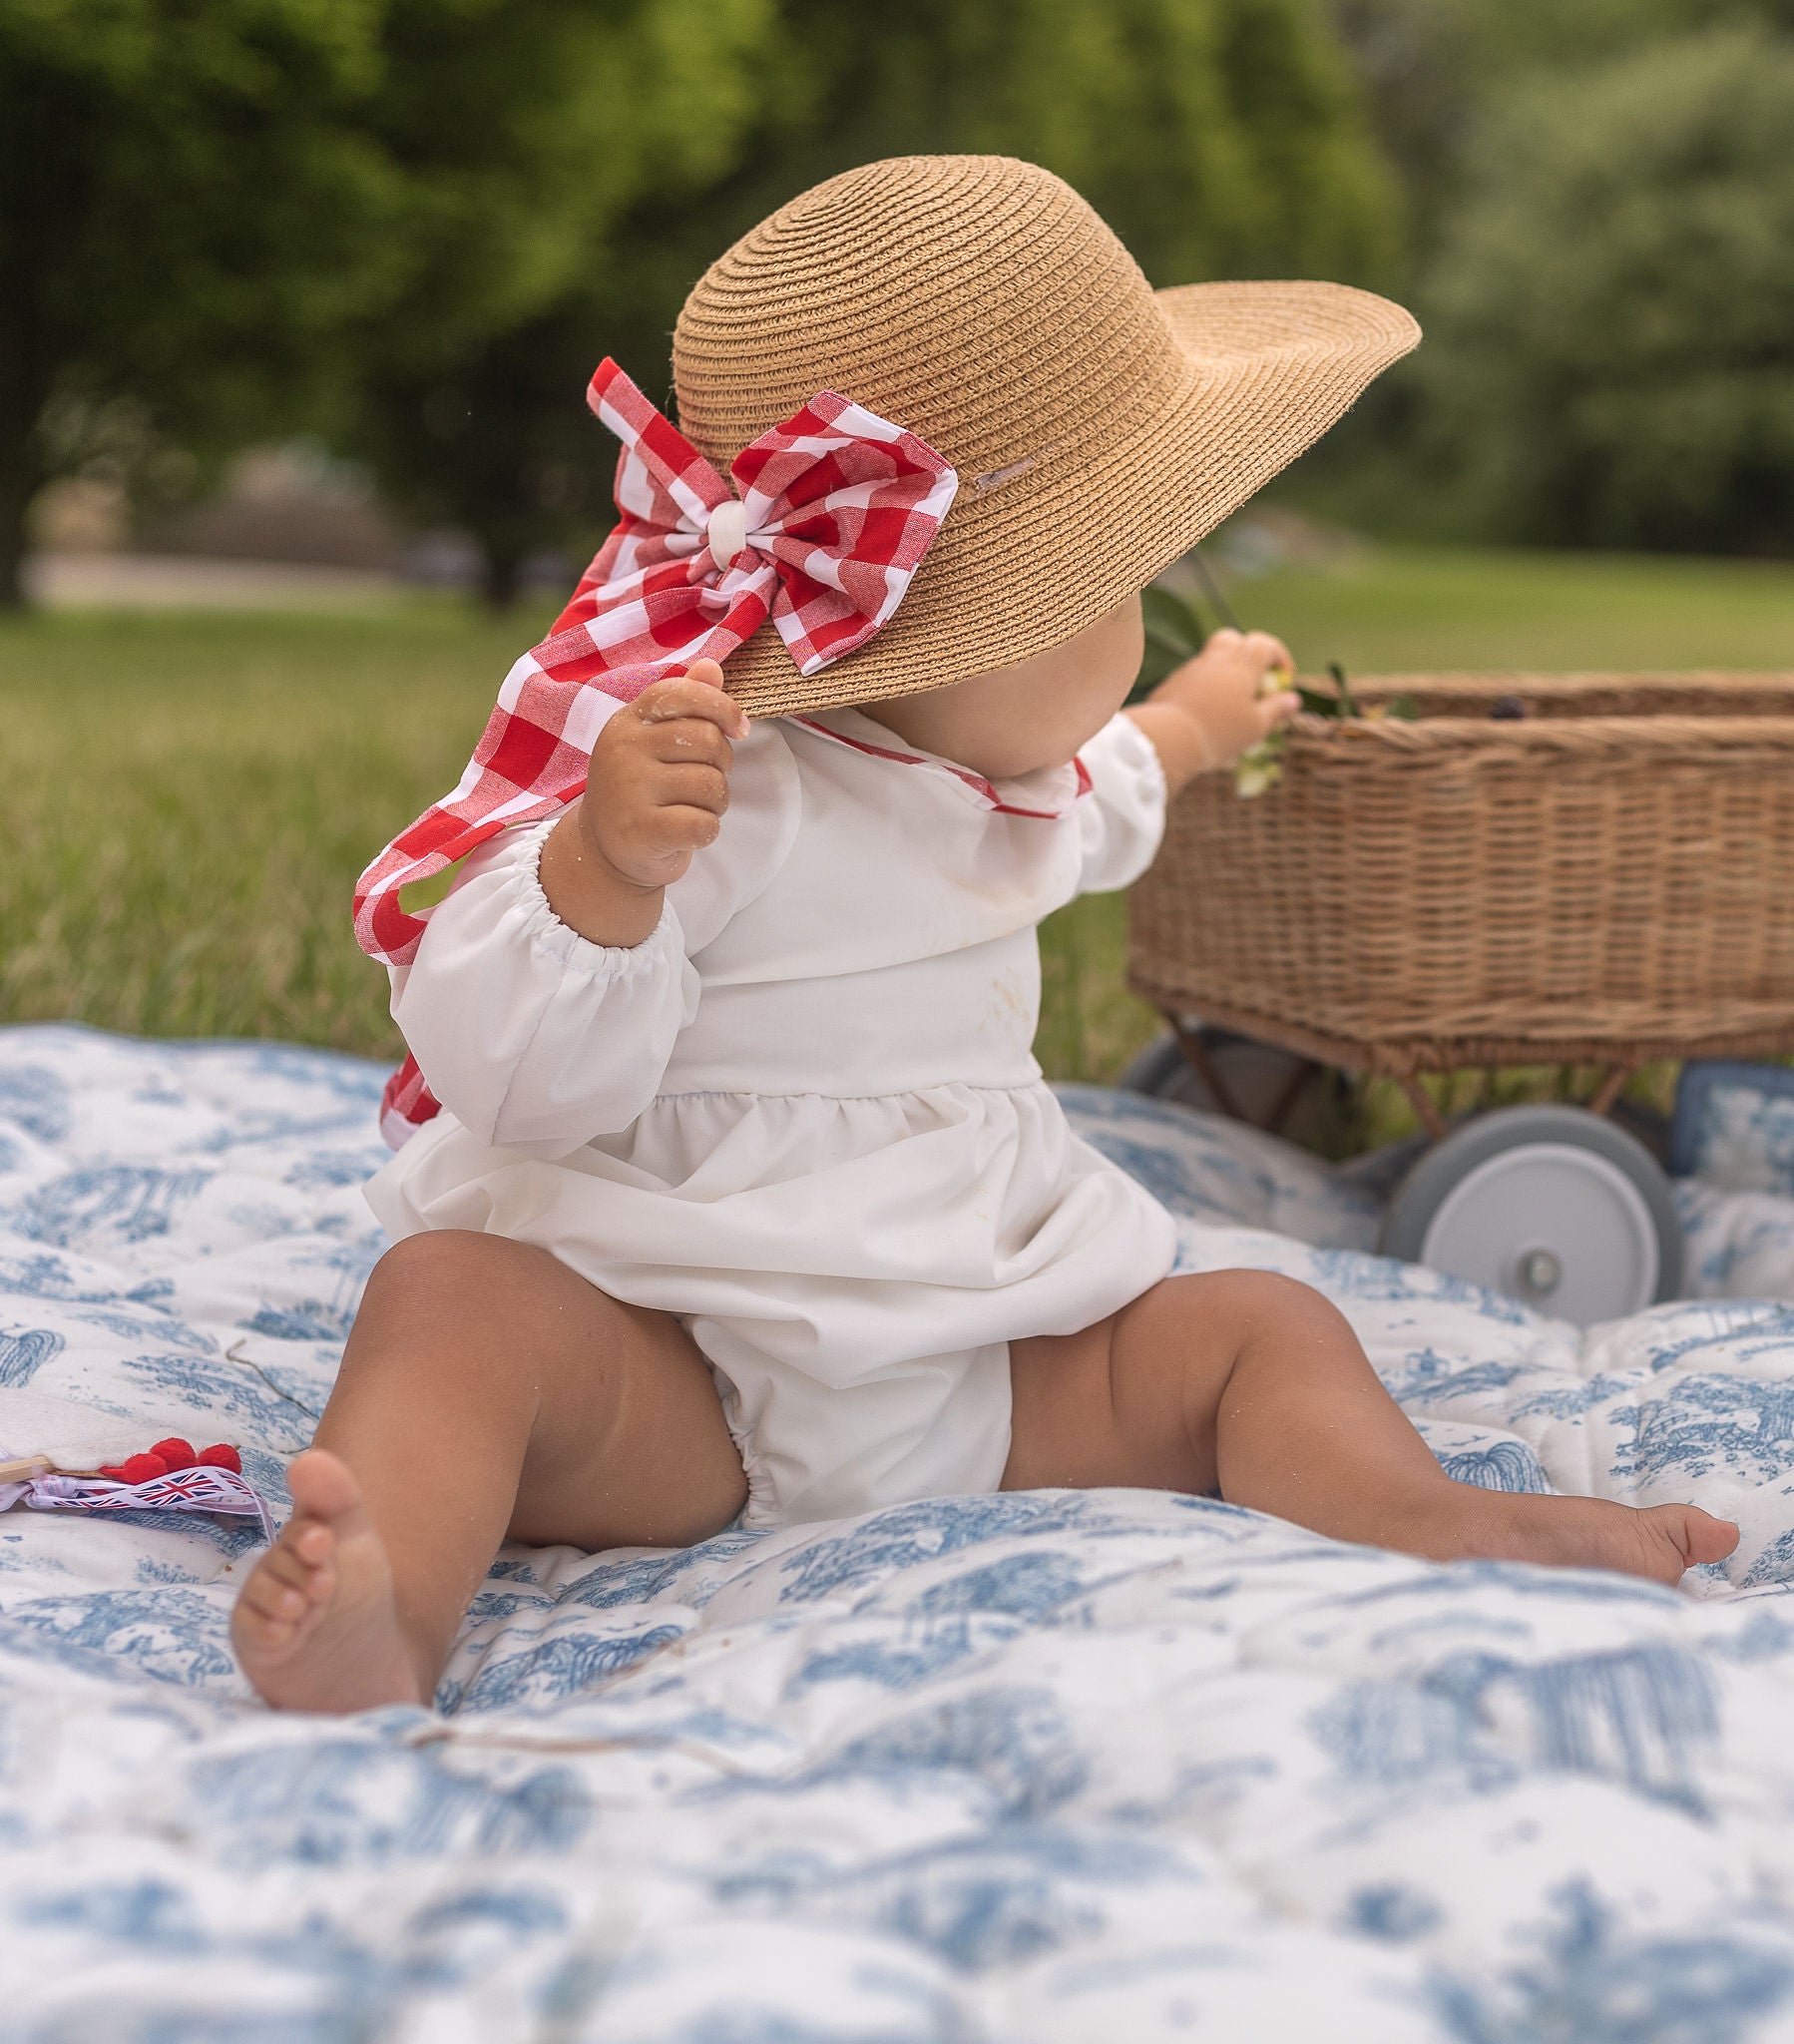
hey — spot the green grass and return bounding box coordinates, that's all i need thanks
[1228,544,1794,676]
[0,600,554,1062]
[5,543,1793,1091]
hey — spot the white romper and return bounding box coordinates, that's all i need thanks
[364,702,1179,1527]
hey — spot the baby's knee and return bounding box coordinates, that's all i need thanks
[359,1228,549,1322]
[1192,1267,1349,1339]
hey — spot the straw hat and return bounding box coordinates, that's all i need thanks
[672,154,1419,718]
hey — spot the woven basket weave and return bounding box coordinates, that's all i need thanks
[1126,673,1794,1078]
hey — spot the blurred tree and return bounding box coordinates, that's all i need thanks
[1301,0,1794,540]
[1332,0,1794,256]
[1415,25,1794,552]
[0,0,408,607]
[754,0,1401,288]
[0,0,778,610]
[359,0,1403,604]
[351,0,778,606]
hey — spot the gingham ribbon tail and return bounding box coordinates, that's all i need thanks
[352,360,957,1142]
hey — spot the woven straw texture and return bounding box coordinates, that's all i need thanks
[672,155,1420,717]
[1127,674,1794,1077]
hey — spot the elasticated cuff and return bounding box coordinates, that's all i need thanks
[511,817,683,979]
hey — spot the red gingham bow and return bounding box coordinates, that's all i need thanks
[354,359,957,1143]
[354,360,957,974]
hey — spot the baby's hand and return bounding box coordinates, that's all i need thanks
[580,660,748,890]
[1149,627,1300,772]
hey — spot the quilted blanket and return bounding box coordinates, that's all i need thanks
[6,1024,1794,2042]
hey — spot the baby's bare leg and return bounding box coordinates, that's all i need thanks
[232,1230,745,1713]
[1005,1270,1737,1583]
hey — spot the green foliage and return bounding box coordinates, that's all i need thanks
[0,0,780,603]
[1135,583,1211,696]
[350,0,781,598]
[368,0,775,350]
[1305,0,1794,554]
[3,0,1400,604]
[1415,26,1794,552]
[0,0,409,586]
[1332,0,1786,252]
[356,0,1404,600]
[759,0,1402,286]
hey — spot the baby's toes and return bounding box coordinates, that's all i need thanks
[236,1567,308,1641]
[1635,1502,1737,1578]
[266,1525,329,1591]
[286,1523,339,1601]
[1669,1505,1740,1569]
[241,1524,333,1629]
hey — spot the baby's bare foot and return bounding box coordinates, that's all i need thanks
[1398,1487,1739,1587]
[231,1449,426,1712]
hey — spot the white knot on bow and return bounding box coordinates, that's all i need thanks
[705,498,750,573]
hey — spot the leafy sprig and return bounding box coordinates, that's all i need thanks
[1131,578,1414,798]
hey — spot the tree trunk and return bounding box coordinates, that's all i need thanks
[0,425,35,611]
[480,539,525,611]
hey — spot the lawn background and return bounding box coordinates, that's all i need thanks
[5,544,1792,1098]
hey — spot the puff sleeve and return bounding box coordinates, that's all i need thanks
[387,718,800,1157]
[1075,711,1169,894]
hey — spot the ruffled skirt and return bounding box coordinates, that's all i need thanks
[365,1081,1176,1526]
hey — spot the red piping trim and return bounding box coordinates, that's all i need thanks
[792,716,1090,819]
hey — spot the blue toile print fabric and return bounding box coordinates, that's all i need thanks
[7,1026,1794,2038]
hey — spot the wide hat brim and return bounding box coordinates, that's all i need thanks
[715,279,1419,718]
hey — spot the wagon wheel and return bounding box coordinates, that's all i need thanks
[1121,1023,1344,1152]
[1378,1104,1682,1323]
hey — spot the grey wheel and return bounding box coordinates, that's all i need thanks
[1378,1104,1682,1323]
[1121,1025,1341,1150]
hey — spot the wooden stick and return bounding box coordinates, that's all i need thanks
[0,1455,53,1485]
[1265,1057,1323,1137]
[1588,1064,1635,1119]
[1396,1072,1449,1142]
[1174,1022,1247,1123]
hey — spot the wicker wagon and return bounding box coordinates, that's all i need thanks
[1124,672,1794,1321]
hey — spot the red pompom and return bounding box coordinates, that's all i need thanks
[196,1444,241,1473]
[151,1437,198,1469]
[118,1453,169,1484]
[98,1464,131,1482]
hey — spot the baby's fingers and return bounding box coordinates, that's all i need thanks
[636,669,748,741]
[1245,630,1294,676]
[1254,690,1301,737]
[647,715,735,773]
[645,802,724,856]
[653,761,731,817]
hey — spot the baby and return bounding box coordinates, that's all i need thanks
[233,156,1736,1713]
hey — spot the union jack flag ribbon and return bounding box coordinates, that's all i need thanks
[4,1466,274,1542]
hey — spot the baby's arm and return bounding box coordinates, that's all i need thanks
[1125,627,1299,794]
[539,658,747,945]
[389,660,768,1154]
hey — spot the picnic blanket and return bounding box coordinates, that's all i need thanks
[6,1024,1794,2041]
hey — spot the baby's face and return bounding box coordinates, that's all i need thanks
[852,595,1143,779]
